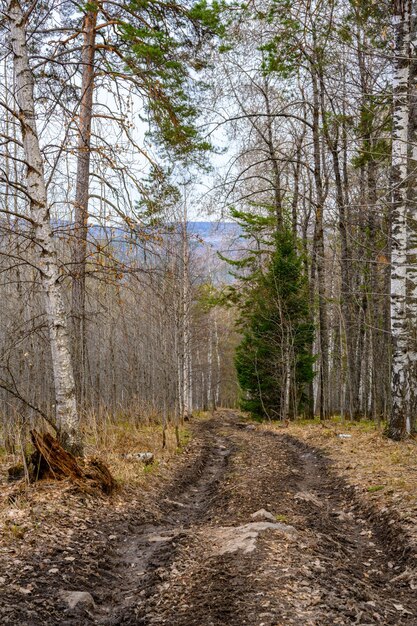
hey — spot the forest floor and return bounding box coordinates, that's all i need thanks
[1,410,417,625]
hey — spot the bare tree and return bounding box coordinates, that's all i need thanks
[7,0,80,452]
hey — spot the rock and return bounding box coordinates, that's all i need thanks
[332,508,346,517]
[211,521,296,556]
[59,591,95,612]
[124,452,154,465]
[251,509,275,522]
[294,491,323,508]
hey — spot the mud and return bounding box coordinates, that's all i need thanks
[1,412,416,625]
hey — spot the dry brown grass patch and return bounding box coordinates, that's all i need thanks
[0,413,193,555]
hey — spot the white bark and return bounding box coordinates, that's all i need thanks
[390,0,412,439]
[406,0,417,431]
[181,198,192,420]
[8,0,80,451]
[207,319,213,410]
[214,314,221,407]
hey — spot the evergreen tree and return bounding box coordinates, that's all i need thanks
[233,227,314,420]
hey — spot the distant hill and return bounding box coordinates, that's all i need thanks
[86,221,241,251]
[188,221,240,250]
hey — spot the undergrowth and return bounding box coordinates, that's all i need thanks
[0,410,196,549]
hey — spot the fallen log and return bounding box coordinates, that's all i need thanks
[29,430,116,495]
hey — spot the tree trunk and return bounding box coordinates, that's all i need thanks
[291,138,303,238]
[389,0,412,439]
[8,0,80,453]
[72,9,97,407]
[406,0,417,432]
[181,202,192,420]
[311,64,329,420]
[263,83,283,232]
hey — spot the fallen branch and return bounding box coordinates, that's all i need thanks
[0,379,57,431]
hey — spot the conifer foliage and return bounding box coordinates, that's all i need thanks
[227,211,314,420]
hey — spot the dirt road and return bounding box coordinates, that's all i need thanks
[1,411,417,625]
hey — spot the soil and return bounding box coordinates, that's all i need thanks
[1,410,417,625]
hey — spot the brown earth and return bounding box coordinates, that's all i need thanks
[1,411,416,625]
[281,419,417,556]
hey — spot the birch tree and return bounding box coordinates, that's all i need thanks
[180,202,193,421]
[405,0,417,433]
[7,0,80,452]
[389,0,412,439]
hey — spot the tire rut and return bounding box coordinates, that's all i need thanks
[96,420,233,625]
[262,431,417,624]
[2,413,417,626]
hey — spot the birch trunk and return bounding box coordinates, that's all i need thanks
[8,0,80,452]
[406,0,417,432]
[214,314,221,408]
[207,319,214,410]
[389,0,412,439]
[181,204,192,420]
[72,10,97,407]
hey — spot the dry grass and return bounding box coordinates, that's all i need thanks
[83,410,191,488]
[263,418,417,547]
[0,412,193,555]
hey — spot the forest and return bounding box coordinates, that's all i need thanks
[1,1,417,625]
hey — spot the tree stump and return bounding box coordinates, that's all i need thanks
[29,430,116,495]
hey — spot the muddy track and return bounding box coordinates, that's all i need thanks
[1,412,417,625]
[97,420,233,625]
